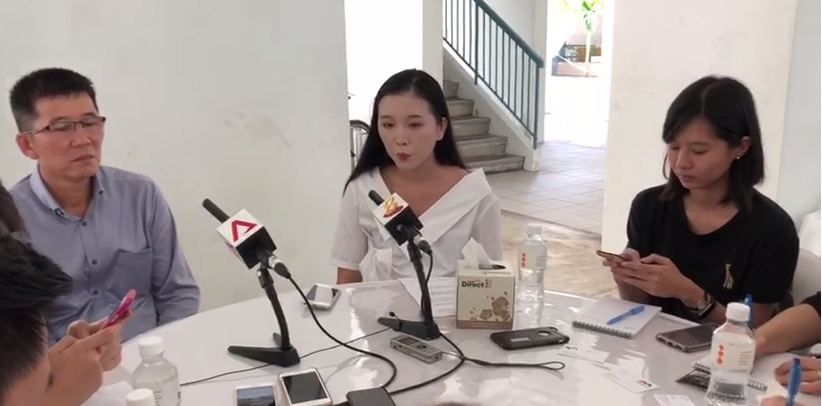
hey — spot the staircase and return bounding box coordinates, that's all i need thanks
[442,0,544,174]
[444,80,526,173]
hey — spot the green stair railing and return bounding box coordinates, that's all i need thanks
[443,0,544,149]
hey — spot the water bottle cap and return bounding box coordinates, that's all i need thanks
[138,336,165,358]
[526,223,542,236]
[726,302,750,322]
[126,388,155,406]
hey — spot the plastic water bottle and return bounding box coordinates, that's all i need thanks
[132,336,181,406]
[517,223,547,304]
[126,388,156,406]
[705,302,755,406]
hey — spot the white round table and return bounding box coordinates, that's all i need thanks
[113,281,819,406]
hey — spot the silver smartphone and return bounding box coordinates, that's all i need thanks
[656,324,717,353]
[305,284,341,310]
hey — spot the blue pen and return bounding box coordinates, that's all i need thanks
[744,295,753,327]
[787,358,802,406]
[607,305,645,325]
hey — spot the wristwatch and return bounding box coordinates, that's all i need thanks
[685,290,716,319]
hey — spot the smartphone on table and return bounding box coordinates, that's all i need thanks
[346,387,396,406]
[235,383,276,406]
[305,284,340,310]
[102,289,136,328]
[278,368,332,406]
[490,327,570,350]
[656,324,717,353]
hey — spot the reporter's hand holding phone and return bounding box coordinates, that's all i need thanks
[67,309,132,371]
[611,253,697,300]
[42,329,116,406]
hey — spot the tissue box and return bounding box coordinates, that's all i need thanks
[456,260,516,330]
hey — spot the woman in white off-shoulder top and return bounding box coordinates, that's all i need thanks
[330,69,503,283]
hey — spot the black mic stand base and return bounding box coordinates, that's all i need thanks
[226,259,300,367]
[227,344,300,367]
[378,316,441,341]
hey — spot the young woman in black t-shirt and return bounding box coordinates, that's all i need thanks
[602,76,799,327]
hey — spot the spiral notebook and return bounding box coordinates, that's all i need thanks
[572,297,661,338]
[692,355,768,391]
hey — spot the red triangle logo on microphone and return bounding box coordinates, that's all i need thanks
[231,220,257,242]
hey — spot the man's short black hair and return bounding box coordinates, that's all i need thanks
[8,67,98,132]
[0,236,72,404]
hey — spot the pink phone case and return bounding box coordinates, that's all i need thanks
[103,289,136,328]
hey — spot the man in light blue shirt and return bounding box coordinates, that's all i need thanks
[8,67,200,342]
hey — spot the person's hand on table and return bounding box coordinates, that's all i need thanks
[774,357,821,395]
[41,329,117,406]
[67,310,132,371]
[612,253,696,299]
[760,395,811,406]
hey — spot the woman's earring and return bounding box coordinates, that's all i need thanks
[735,156,741,160]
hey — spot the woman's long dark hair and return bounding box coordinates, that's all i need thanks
[660,75,765,211]
[0,179,25,235]
[345,69,466,189]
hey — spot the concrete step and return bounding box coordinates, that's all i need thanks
[443,80,459,98]
[451,116,490,137]
[464,154,525,174]
[455,134,507,158]
[447,98,474,118]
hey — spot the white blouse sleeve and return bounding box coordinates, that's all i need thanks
[471,195,504,261]
[329,183,368,271]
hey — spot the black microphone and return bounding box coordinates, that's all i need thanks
[202,198,229,222]
[367,191,440,340]
[200,198,299,367]
[367,190,431,254]
[200,199,289,278]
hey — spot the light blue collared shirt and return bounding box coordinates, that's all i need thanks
[11,166,200,342]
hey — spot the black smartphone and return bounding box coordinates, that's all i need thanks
[490,327,570,350]
[656,324,717,353]
[346,387,396,406]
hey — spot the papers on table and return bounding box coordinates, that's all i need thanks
[398,277,456,318]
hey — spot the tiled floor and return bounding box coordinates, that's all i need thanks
[487,142,606,235]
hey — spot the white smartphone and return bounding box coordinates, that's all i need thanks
[305,284,340,310]
[278,368,332,406]
[235,383,276,406]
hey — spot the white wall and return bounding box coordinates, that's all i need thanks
[602,0,801,250]
[484,0,537,47]
[777,0,821,222]
[345,0,443,123]
[0,0,351,311]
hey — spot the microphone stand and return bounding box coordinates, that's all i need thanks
[227,253,300,366]
[378,228,441,340]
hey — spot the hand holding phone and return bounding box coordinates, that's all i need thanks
[596,250,627,263]
[103,289,136,328]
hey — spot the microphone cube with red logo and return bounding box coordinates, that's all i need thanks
[216,209,277,269]
[370,193,423,246]
[456,259,516,330]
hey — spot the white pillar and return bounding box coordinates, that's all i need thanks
[776,0,822,222]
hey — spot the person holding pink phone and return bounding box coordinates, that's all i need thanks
[2,181,133,406]
[602,76,798,327]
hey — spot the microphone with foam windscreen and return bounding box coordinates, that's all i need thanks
[367,190,432,255]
